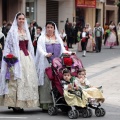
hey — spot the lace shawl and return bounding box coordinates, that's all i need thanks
[0,13,34,95]
[36,34,71,86]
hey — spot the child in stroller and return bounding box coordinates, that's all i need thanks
[61,68,87,108]
[45,53,94,118]
[74,68,106,117]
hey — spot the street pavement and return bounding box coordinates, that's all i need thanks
[0,44,120,119]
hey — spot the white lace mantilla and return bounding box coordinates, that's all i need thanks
[36,34,71,86]
[0,25,34,95]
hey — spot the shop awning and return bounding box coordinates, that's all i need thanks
[75,0,96,8]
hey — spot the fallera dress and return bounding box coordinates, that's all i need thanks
[39,37,61,110]
[0,33,39,108]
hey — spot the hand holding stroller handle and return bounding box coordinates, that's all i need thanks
[47,57,51,64]
[46,53,54,64]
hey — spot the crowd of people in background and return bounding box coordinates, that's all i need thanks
[62,18,120,57]
[0,18,120,60]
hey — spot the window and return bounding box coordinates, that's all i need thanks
[106,0,115,5]
[26,0,37,24]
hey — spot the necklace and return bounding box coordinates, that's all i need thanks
[18,27,24,33]
[18,28,25,36]
[46,34,54,40]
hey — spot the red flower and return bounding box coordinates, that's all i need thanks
[63,57,73,67]
[4,54,18,66]
[6,54,14,58]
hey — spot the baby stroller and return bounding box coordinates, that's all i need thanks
[62,54,106,118]
[45,53,94,118]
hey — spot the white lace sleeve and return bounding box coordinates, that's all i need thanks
[37,36,48,56]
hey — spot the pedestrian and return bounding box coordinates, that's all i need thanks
[103,23,109,45]
[85,23,95,52]
[72,22,77,44]
[0,27,5,68]
[80,27,89,57]
[93,22,104,52]
[36,21,71,111]
[29,22,36,42]
[1,20,7,37]
[0,12,39,111]
[32,19,38,28]
[67,23,73,48]
[104,21,119,48]
[33,26,42,55]
[59,29,68,50]
[6,22,12,35]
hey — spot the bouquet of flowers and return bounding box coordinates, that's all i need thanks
[62,53,73,67]
[3,54,18,81]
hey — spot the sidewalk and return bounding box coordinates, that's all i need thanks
[86,56,120,107]
[70,44,120,107]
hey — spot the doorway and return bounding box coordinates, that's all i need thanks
[76,8,85,31]
[106,10,114,24]
[2,0,7,22]
[46,0,58,27]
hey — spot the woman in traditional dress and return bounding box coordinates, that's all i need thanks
[36,21,71,111]
[85,23,95,52]
[105,21,119,48]
[0,12,39,111]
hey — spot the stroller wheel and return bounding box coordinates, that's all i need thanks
[82,109,89,118]
[74,110,79,118]
[48,106,58,115]
[100,108,106,116]
[87,109,92,117]
[68,110,78,119]
[95,108,101,117]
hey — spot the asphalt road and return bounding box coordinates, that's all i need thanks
[75,45,120,68]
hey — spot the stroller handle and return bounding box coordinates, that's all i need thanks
[46,53,54,64]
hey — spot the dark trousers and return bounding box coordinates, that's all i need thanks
[81,41,87,51]
[34,46,37,55]
[67,36,73,48]
[95,37,102,52]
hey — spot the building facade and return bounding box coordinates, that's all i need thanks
[0,0,75,31]
[0,0,119,30]
[105,0,119,25]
